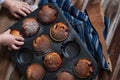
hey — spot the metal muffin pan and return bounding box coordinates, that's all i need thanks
[9,3,98,80]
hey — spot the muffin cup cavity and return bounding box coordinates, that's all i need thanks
[17,48,34,65]
[62,41,80,58]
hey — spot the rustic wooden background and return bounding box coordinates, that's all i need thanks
[0,0,119,80]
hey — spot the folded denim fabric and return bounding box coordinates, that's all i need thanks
[0,0,4,4]
[39,0,110,70]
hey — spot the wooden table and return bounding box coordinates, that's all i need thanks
[0,7,23,80]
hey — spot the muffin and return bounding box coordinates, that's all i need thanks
[74,59,94,78]
[22,17,39,37]
[56,71,74,80]
[26,63,45,80]
[33,34,51,53]
[43,52,62,71]
[10,29,21,36]
[50,22,69,41]
[38,5,57,24]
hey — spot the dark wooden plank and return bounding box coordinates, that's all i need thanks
[111,55,120,80]
[98,18,120,80]
[117,70,120,80]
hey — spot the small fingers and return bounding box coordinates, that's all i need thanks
[10,44,21,50]
[8,47,13,51]
[8,36,24,50]
[14,40,24,46]
[18,9,27,17]
[22,2,32,12]
[12,12,21,19]
[15,36,24,41]
[15,2,32,18]
[22,2,29,6]
[21,7,31,14]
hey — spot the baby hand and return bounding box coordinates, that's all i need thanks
[0,29,24,50]
[2,0,32,19]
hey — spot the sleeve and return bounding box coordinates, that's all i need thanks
[0,0,4,5]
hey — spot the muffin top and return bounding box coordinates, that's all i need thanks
[56,71,74,80]
[22,17,39,37]
[38,5,57,24]
[43,52,62,71]
[26,63,45,80]
[74,59,94,78]
[50,22,69,41]
[10,29,21,36]
[33,34,51,53]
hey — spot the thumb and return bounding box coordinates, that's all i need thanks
[5,29,11,34]
[5,29,11,33]
[8,46,12,51]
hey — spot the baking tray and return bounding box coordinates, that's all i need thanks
[9,3,98,80]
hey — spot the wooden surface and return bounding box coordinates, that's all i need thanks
[0,7,21,80]
[98,19,120,80]
[98,0,120,79]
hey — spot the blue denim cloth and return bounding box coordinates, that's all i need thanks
[40,0,110,70]
[0,0,4,4]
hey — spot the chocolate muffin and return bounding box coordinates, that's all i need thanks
[74,59,94,78]
[26,63,45,80]
[10,29,21,36]
[43,52,62,71]
[50,22,69,41]
[38,5,57,24]
[33,34,51,53]
[22,17,39,37]
[56,71,74,80]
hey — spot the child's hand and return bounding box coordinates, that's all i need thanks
[0,29,24,50]
[2,0,32,19]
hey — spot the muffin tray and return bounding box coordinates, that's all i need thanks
[9,3,98,80]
